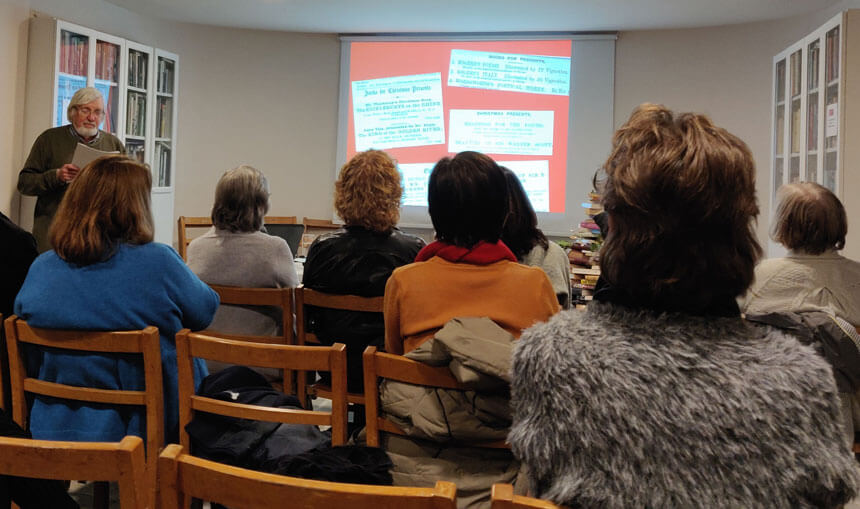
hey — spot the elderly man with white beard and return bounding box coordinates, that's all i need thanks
[18,86,125,252]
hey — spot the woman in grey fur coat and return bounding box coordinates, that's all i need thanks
[509,104,860,509]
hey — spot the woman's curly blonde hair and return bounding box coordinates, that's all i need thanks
[335,150,402,232]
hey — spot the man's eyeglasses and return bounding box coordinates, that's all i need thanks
[77,106,105,118]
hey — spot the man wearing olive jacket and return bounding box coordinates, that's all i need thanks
[18,87,124,252]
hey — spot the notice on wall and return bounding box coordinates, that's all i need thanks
[448,109,554,156]
[448,49,570,96]
[397,162,435,207]
[826,102,839,138]
[499,160,550,212]
[352,73,445,151]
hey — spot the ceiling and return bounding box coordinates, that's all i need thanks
[103,0,838,34]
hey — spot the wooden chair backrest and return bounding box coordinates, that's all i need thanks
[207,285,295,346]
[362,346,508,448]
[301,217,340,230]
[294,285,383,404]
[159,443,456,509]
[177,215,297,260]
[0,435,148,509]
[490,484,561,509]
[3,315,163,503]
[175,330,349,448]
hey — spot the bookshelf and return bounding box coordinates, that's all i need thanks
[769,11,860,260]
[22,14,179,246]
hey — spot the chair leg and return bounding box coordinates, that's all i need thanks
[93,481,110,509]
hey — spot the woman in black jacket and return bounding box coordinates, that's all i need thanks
[302,150,424,393]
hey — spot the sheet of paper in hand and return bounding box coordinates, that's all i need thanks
[71,143,120,169]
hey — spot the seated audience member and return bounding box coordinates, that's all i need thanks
[302,150,424,392]
[15,155,218,443]
[509,104,859,508]
[384,151,559,355]
[187,165,298,381]
[0,410,79,509]
[742,181,860,445]
[500,167,571,308]
[0,211,37,318]
[742,181,860,324]
[380,151,559,508]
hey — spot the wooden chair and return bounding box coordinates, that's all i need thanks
[177,215,298,260]
[3,316,164,504]
[159,443,457,509]
[362,346,508,448]
[490,484,561,509]
[301,217,340,230]
[0,435,148,509]
[205,284,295,393]
[175,329,349,450]
[295,285,383,406]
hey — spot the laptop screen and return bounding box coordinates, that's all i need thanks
[264,223,305,258]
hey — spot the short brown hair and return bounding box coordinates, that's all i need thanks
[211,165,270,232]
[772,182,847,254]
[600,103,761,306]
[50,155,153,265]
[335,150,401,233]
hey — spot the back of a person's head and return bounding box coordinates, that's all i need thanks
[335,150,402,233]
[51,154,153,265]
[211,165,270,232]
[429,151,508,248]
[600,103,761,308]
[499,167,547,259]
[772,182,847,254]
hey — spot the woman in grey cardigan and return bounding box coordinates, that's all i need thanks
[509,104,859,508]
[188,165,298,379]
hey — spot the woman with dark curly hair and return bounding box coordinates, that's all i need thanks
[302,149,424,392]
[509,104,859,508]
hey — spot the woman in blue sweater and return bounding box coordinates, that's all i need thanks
[14,154,219,443]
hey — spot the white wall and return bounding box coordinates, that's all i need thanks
[1,0,855,253]
[0,1,30,219]
[614,9,850,254]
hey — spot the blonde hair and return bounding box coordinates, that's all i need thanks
[335,150,402,232]
[50,155,153,265]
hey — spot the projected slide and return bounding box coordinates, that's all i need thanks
[347,40,571,213]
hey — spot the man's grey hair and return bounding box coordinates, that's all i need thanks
[66,87,104,123]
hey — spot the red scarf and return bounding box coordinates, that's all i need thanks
[414,240,517,265]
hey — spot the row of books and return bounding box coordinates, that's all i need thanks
[825,27,840,83]
[155,142,172,187]
[789,51,802,98]
[128,50,149,89]
[60,31,88,76]
[94,41,120,82]
[126,142,145,163]
[126,91,147,137]
[808,41,820,90]
[157,59,175,94]
[807,97,819,149]
[156,98,173,138]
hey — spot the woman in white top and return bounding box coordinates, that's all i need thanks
[742,182,860,325]
[499,166,571,308]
